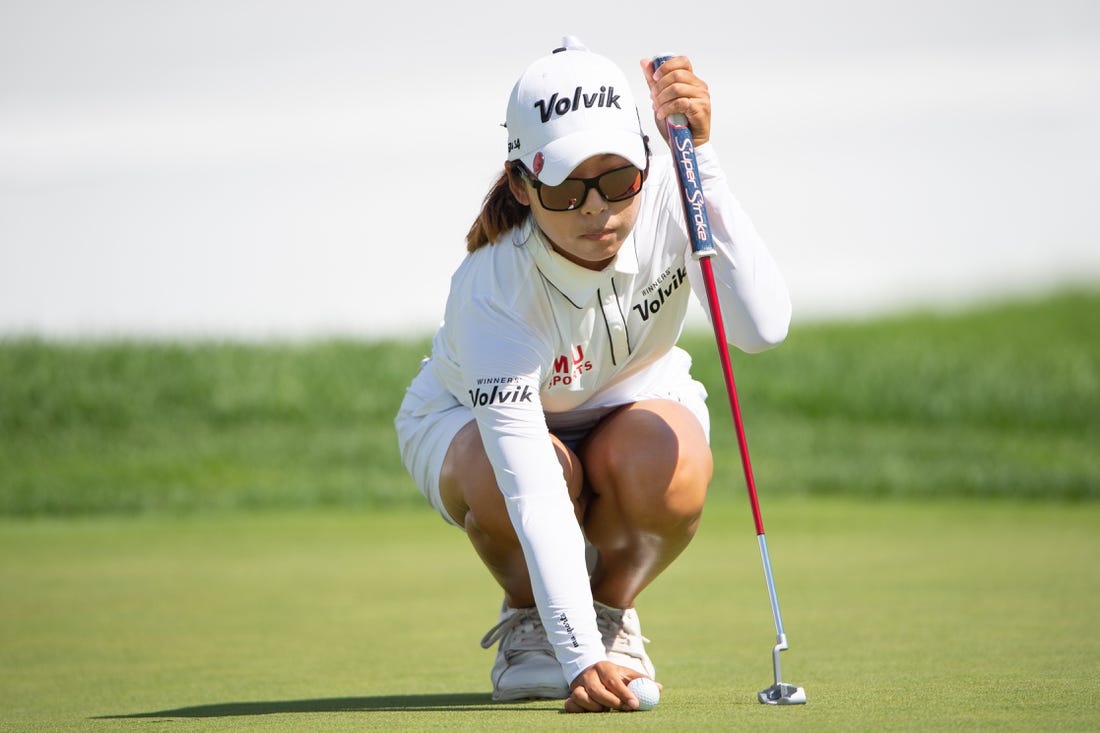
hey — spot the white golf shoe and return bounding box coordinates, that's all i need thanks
[594,602,656,678]
[480,605,569,701]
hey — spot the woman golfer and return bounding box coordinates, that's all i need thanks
[395,37,791,713]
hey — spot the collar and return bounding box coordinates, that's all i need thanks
[518,219,639,308]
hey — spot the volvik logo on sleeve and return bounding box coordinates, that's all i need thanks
[534,85,621,123]
[468,376,534,407]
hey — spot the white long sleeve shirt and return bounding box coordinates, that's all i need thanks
[425,143,791,683]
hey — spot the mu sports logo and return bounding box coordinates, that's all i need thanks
[550,344,593,388]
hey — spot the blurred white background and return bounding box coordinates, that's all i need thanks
[2,0,1098,339]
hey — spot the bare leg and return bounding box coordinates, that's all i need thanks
[439,420,586,609]
[580,399,713,609]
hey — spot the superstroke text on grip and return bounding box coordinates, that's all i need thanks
[653,54,715,260]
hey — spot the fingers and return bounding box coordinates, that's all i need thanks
[565,662,652,713]
[638,55,712,146]
[564,685,610,713]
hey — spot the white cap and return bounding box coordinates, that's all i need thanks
[505,37,647,186]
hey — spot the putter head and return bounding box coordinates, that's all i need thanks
[758,682,807,705]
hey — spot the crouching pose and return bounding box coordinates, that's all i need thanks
[395,36,791,713]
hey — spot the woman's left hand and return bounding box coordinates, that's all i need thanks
[639,55,712,147]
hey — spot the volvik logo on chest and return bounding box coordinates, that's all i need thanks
[634,266,688,321]
[550,345,593,387]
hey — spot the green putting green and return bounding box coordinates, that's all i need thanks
[2,500,1097,731]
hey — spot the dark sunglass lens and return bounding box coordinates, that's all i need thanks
[535,166,643,210]
[541,180,587,211]
[600,167,642,201]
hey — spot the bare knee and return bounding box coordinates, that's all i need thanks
[583,402,712,532]
[610,439,709,528]
[439,422,497,528]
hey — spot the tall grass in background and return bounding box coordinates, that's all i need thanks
[0,340,423,514]
[696,289,1099,501]
[1,290,1097,516]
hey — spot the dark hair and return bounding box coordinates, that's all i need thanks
[466,163,530,252]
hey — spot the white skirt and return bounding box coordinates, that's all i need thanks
[394,348,710,528]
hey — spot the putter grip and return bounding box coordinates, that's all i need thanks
[652,54,715,259]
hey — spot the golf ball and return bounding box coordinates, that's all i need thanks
[628,677,660,711]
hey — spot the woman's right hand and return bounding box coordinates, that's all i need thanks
[564,661,660,713]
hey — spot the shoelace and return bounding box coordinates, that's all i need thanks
[594,606,650,661]
[480,608,551,653]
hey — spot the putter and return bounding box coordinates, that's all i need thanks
[654,54,807,706]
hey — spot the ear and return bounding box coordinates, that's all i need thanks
[506,163,531,206]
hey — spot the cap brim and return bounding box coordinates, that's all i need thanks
[520,129,648,186]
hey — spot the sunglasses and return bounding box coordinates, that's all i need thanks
[516,162,648,212]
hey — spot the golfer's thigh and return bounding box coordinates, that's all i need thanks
[582,399,713,506]
[439,420,586,529]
